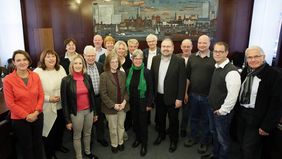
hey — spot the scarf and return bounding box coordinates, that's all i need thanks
[239,63,266,104]
[126,63,147,98]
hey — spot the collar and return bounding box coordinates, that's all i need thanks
[64,52,78,59]
[161,55,172,61]
[215,59,230,69]
[195,50,211,58]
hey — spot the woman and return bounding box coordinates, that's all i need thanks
[60,38,78,74]
[126,49,153,156]
[114,40,131,74]
[61,54,98,159]
[3,50,44,159]
[34,49,67,159]
[100,53,129,153]
[98,35,115,64]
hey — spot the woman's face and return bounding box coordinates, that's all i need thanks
[105,41,114,51]
[132,54,143,68]
[73,58,83,73]
[13,54,29,71]
[116,44,126,57]
[44,53,56,69]
[110,58,119,71]
[66,41,76,53]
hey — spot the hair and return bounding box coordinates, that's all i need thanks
[245,46,265,56]
[104,52,120,72]
[161,38,174,47]
[127,39,139,46]
[214,41,229,51]
[69,54,87,75]
[104,35,115,47]
[64,38,77,47]
[12,50,32,66]
[38,49,60,70]
[114,40,128,57]
[146,34,158,41]
[83,45,95,54]
[181,39,192,45]
[132,49,144,59]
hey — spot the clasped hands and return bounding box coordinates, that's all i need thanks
[26,110,40,122]
[114,100,126,111]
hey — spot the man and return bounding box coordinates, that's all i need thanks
[93,34,106,62]
[176,39,193,137]
[184,35,215,154]
[236,46,282,159]
[143,34,161,70]
[127,39,139,59]
[151,38,186,153]
[83,45,109,148]
[202,42,241,159]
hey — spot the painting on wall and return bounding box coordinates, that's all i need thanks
[92,0,219,41]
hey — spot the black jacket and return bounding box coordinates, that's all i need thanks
[61,73,97,123]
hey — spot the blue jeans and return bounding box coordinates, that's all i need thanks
[212,111,233,159]
[190,93,212,144]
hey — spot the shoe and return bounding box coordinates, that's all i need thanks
[57,146,69,153]
[180,130,187,137]
[140,144,147,156]
[118,144,125,151]
[84,152,99,159]
[132,140,141,148]
[153,136,165,145]
[169,141,177,153]
[97,139,109,147]
[201,153,216,159]
[111,146,118,153]
[198,144,208,154]
[184,138,197,147]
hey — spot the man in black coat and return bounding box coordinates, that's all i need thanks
[151,38,186,153]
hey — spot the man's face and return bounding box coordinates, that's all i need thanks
[93,35,103,48]
[128,43,138,54]
[213,44,228,64]
[84,51,96,65]
[197,35,210,53]
[246,49,265,69]
[181,41,192,55]
[161,40,174,57]
[146,38,157,49]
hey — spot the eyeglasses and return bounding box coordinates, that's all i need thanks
[213,50,225,54]
[246,55,263,60]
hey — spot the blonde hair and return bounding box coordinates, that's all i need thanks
[127,39,139,46]
[69,54,87,75]
[114,40,128,57]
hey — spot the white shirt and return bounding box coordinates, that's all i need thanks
[147,49,157,70]
[95,47,106,62]
[157,56,171,94]
[240,76,261,109]
[216,59,241,115]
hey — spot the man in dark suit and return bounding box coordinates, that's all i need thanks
[83,45,109,148]
[236,46,282,159]
[151,38,186,153]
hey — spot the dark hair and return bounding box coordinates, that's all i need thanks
[104,52,120,72]
[38,49,60,71]
[12,50,32,66]
[214,41,229,51]
[64,38,77,47]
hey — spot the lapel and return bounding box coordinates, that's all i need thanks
[108,71,117,86]
[165,55,176,80]
[155,55,161,81]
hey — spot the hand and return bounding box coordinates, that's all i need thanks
[214,110,221,116]
[175,99,182,108]
[259,128,269,136]
[49,96,60,103]
[114,104,120,111]
[146,107,152,111]
[184,93,189,104]
[93,115,98,123]
[26,111,39,122]
[66,123,72,130]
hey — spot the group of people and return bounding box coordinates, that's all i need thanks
[2,33,282,159]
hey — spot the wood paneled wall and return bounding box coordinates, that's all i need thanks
[21,0,256,67]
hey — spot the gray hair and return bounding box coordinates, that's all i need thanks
[245,46,265,56]
[132,49,144,59]
[83,45,95,54]
[146,33,158,41]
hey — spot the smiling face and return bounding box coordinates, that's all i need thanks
[213,44,228,64]
[105,41,114,51]
[161,39,174,57]
[132,54,143,68]
[93,35,103,48]
[181,40,192,56]
[128,43,138,54]
[117,43,126,57]
[66,41,76,54]
[110,57,119,72]
[246,48,265,69]
[73,57,83,73]
[146,37,157,50]
[13,53,30,72]
[197,35,210,53]
[44,53,57,69]
[84,51,96,65]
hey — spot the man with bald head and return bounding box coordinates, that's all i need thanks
[176,39,193,137]
[184,35,215,154]
[83,45,109,148]
[93,34,106,62]
[151,38,186,152]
